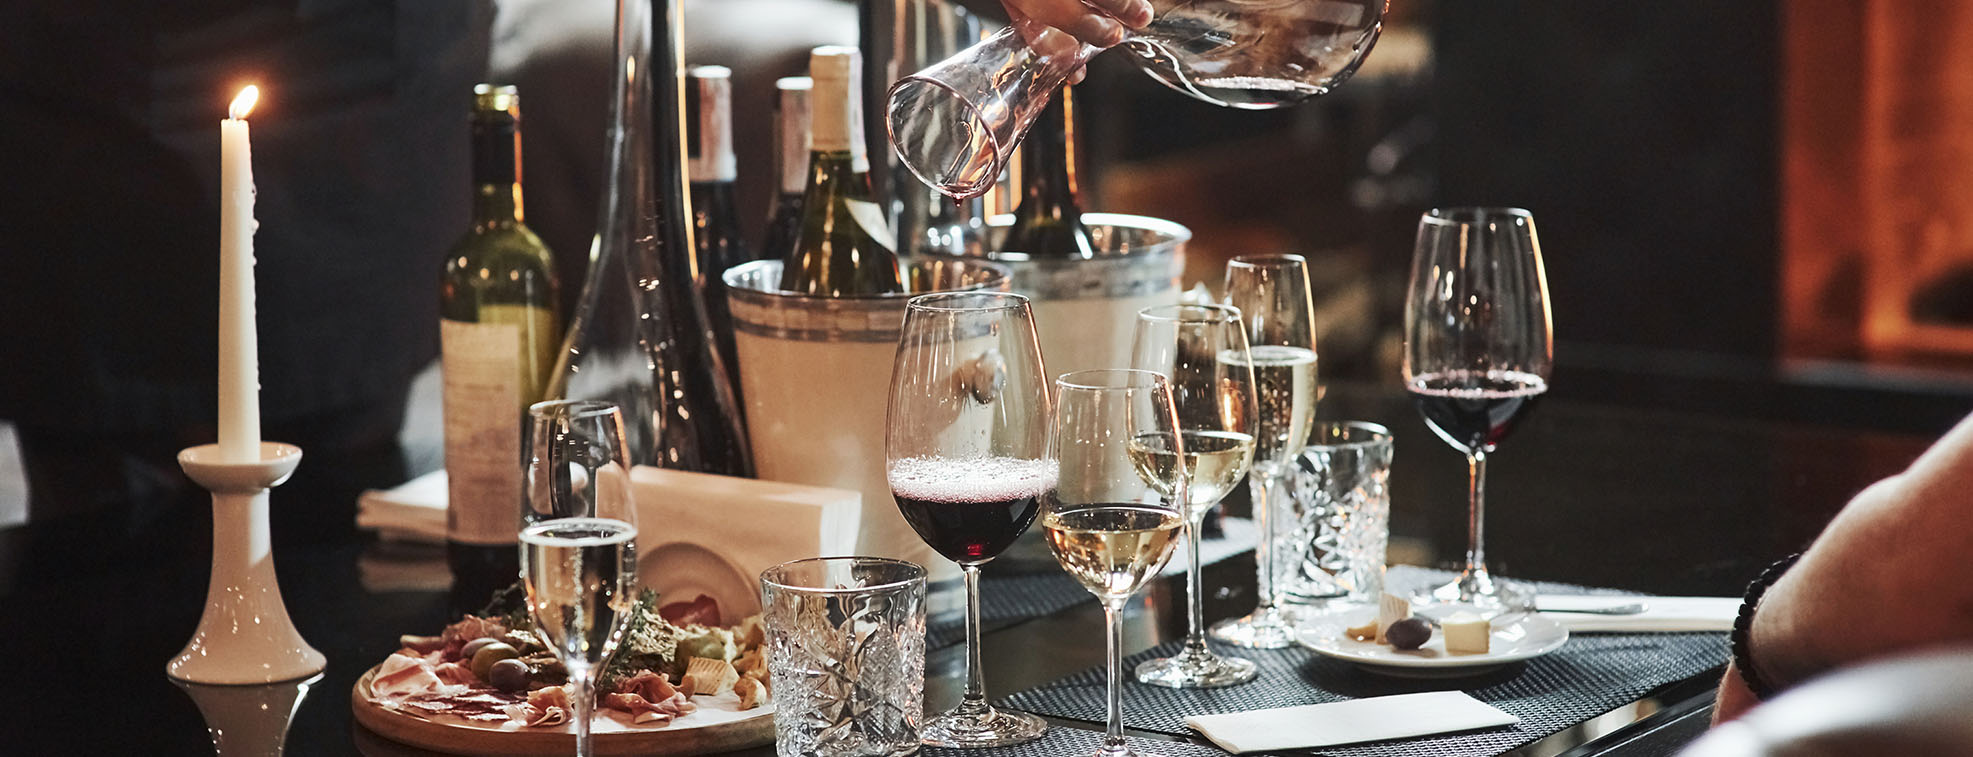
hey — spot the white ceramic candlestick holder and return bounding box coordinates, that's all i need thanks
[168,442,327,684]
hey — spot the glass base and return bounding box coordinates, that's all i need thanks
[1134,646,1258,688]
[1208,606,1299,649]
[920,705,1047,748]
[1411,568,1532,616]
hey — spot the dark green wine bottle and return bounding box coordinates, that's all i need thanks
[778,46,905,296]
[439,84,560,612]
[1000,85,1096,259]
[687,65,747,395]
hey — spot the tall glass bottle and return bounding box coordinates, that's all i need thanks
[549,0,752,477]
[778,46,905,296]
[687,64,747,396]
[440,84,561,609]
[999,85,1095,259]
[760,76,811,264]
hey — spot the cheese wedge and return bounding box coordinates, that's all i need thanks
[1374,593,1410,643]
[1442,612,1491,654]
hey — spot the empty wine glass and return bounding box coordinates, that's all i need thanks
[1129,305,1259,688]
[1211,255,1318,649]
[1045,369,1188,757]
[1402,208,1553,614]
[888,0,1387,198]
[519,400,640,757]
[886,291,1052,748]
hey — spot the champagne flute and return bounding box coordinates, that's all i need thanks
[519,400,640,757]
[1403,208,1552,612]
[1129,305,1259,688]
[1045,369,1188,757]
[886,291,1052,748]
[1211,255,1319,649]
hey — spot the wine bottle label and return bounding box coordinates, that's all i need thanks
[845,198,898,252]
[441,318,524,546]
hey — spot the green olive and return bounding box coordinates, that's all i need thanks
[460,637,500,660]
[470,641,521,681]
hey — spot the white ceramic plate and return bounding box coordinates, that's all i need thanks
[636,542,760,622]
[1296,606,1569,676]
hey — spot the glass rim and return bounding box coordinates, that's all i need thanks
[1055,368,1165,391]
[886,74,1005,201]
[1423,207,1534,226]
[1305,420,1394,450]
[1138,303,1239,323]
[518,516,638,545]
[1227,253,1309,269]
[906,290,1030,313]
[528,399,620,421]
[760,556,927,594]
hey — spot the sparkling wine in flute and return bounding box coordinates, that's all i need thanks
[1221,345,1317,471]
[1408,369,1547,454]
[1044,505,1184,600]
[1126,431,1255,520]
[889,456,1054,564]
[520,518,638,666]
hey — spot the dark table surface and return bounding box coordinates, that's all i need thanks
[0,382,1943,756]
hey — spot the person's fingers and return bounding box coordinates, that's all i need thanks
[1006,0,1128,47]
[1011,13,1087,62]
[1081,0,1154,29]
[1070,65,1088,85]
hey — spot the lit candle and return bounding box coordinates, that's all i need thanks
[218,85,261,462]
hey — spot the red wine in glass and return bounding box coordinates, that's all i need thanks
[1408,369,1547,454]
[889,456,1054,564]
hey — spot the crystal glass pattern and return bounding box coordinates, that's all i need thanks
[763,557,928,757]
[1283,422,1393,606]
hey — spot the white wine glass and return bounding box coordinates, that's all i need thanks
[1129,305,1259,688]
[1403,208,1552,613]
[1210,255,1318,649]
[520,399,640,757]
[1045,369,1188,757]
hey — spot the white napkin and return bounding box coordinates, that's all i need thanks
[1185,692,1518,753]
[355,467,863,619]
[1538,594,1740,633]
[356,470,449,543]
[627,465,862,618]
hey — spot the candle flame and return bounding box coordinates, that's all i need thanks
[230,85,259,120]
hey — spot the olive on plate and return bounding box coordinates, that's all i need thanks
[1386,617,1432,650]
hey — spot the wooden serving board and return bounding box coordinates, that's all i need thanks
[350,665,775,756]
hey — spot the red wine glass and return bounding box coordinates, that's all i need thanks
[886,291,1052,747]
[1402,207,1554,613]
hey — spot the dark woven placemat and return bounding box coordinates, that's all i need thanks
[925,725,1232,757]
[1000,633,1727,756]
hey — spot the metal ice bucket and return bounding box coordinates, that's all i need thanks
[979,212,1191,381]
[723,259,1011,592]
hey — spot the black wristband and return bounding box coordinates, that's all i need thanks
[1731,552,1803,700]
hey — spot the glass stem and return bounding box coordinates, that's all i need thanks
[1465,451,1488,578]
[959,563,991,715]
[1252,473,1276,612]
[1102,600,1129,757]
[571,666,595,757]
[1183,515,1208,655]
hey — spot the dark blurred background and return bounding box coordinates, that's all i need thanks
[6,0,1973,526]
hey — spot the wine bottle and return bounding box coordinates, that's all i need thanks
[686,64,747,396]
[778,46,905,296]
[999,84,1096,259]
[760,76,811,264]
[549,0,752,478]
[439,84,561,608]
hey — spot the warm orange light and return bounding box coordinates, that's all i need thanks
[229,85,259,120]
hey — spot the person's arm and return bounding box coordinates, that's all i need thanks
[1714,413,1973,722]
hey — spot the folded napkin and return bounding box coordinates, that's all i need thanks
[1185,692,1518,753]
[356,467,863,620]
[1538,594,1739,632]
[356,470,449,543]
